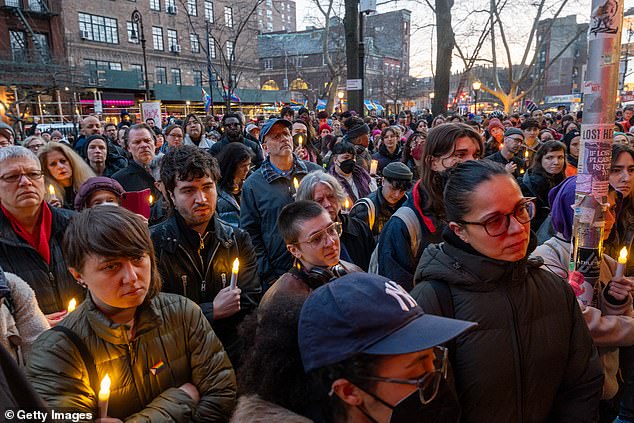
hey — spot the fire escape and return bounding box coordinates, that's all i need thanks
[2,0,57,67]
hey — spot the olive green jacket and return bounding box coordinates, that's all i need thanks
[26,293,236,422]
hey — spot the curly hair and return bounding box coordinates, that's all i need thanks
[159,145,220,204]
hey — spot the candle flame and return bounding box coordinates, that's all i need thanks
[298,135,303,147]
[620,247,628,261]
[293,177,299,190]
[100,374,111,394]
[148,194,154,205]
[524,150,529,158]
[67,298,77,313]
[520,168,525,174]
[48,184,55,196]
[344,198,350,209]
[232,258,240,273]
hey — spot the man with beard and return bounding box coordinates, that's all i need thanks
[151,145,260,363]
[209,113,264,168]
[183,113,215,149]
[485,128,526,178]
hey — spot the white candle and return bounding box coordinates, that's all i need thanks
[230,258,239,290]
[148,194,154,205]
[298,135,303,148]
[370,160,378,175]
[615,247,628,278]
[293,177,299,191]
[48,184,57,200]
[98,374,111,418]
[343,198,350,213]
[67,298,77,313]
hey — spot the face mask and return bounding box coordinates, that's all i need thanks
[338,159,356,174]
[411,143,424,161]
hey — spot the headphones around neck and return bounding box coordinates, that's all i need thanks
[294,262,349,290]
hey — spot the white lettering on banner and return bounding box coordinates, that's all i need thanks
[385,281,417,311]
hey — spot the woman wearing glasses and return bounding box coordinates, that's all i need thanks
[411,160,603,422]
[161,124,185,153]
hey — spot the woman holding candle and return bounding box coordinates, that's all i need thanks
[608,143,634,276]
[38,142,95,210]
[372,126,402,175]
[26,206,237,421]
[532,176,634,411]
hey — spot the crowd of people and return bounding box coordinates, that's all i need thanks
[0,104,634,422]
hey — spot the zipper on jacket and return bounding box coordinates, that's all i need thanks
[181,275,188,296]
[504,282,525,423]
[49,271,64,312]
[204,242,221,283]
[221,273,227,288]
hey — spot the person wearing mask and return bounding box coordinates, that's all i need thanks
[563,129,581,177]
[209,113,264,168]
[27,206,237,421]
[240,119,322,286]
[183,114,215,149]
[372,126,403,174]
[38,142,95,210]
[0,147,84,326]
[151,146,261,363]
[329,142,376,203]
[84,135,128,177]
[518,140,567,232]
[401,131,426,180]
[377,123,483,288]
[296,171,375,271]
[215,142,255,228]
[411,159,604,422]
[73,177,125,211]
[299,273,476,423]
[350,162,412,239]
[485,128,526,178]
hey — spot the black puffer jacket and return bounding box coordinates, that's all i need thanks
[411,231,604,423]
[0,206,85,314]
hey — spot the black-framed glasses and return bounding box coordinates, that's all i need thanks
[358,346,448,405]
[456,197,536,237]
[293,222,342,248]
[0,170,44,183]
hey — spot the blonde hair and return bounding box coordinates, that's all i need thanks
[38,142,95,198]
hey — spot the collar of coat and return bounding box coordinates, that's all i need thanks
[260,154,311,184]
[155,213,235,254]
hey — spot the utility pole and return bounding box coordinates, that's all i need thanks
[572,0,624,305]
[205,20,215,116]
[344,0,361,114]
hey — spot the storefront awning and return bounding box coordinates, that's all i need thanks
[372,101,384,111]
[364,100,375,110]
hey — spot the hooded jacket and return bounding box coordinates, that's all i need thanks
[26,293,237,422]
[372,143,402,174]
[411,230,604,423]
[230,395,312,423]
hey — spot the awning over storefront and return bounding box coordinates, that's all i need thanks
[372,101,385,111]
[364,100,375,110]
[317,99,327,111]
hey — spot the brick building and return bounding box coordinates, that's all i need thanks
[257,0,296,33]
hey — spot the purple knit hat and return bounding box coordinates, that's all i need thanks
[74,177,125,211]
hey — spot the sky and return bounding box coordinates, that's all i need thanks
[294,0,634,79]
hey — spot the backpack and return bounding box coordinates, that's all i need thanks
[353,198,376,231]
[369,206,422,274]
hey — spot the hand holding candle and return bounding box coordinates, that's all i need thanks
[99,374,111,418]
[230,258,239,290]
[370,160,378,175]
[615,247,628,279]
[297,135,303,148]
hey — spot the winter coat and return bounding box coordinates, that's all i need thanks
[184,133,215,149]
[411,231,604,423]
[0,206,85,315]
[209,135,265,169]
[240,156,322,284]
[216,189,241,229]
[350,188,407,238]
[151,213,261,362]
[328,164,372,203]
[26,293,237,422]
[485,151,526,178]
[339,213,375,271]
[0,271,49,366]
[376,182,444,289]
[518,169,564,232]
[372,144,402,174]
[230,395,312,423]
[0,343,46,416]
[533,235,634,400]
[112,160,160,199]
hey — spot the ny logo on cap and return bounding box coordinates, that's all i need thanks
[385,281,417,312]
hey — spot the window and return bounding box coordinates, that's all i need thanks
[187,0,197,15]
[5,0,19,6]
[292,56,302,68]
[266,0,272,5]
[156,67,167,84]
[263,58,272,70]
[208,37,216,58]
[166,0,175,8]
[84,59,122,84]
[225,40,234,60]
[190,33,199,53]
[32,33,50,63]
[266,22,273,31]
[9,31,26,62]
[204,1,214,22]
[167,29,178,50]
[150,0,160,10]
[224,6,233,27]
[79,13,119,44]
[130,64,143,86]
[28,0,43,12]
[152,26,163,50]
[171,68,182,85]
[193,70,203,86]
[127,21,139,43]
[266,9,272,18]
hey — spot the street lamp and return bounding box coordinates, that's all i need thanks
[337,90,345,113]
[130,9,151,101]
[472,81,481,114]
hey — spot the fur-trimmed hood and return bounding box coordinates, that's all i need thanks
[230,395,313,423]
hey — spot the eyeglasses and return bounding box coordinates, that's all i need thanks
[456,197,536,237]
[293,222,342,248]
[358,346,448,405]
[0,170,44,183]
[225,123,241,128]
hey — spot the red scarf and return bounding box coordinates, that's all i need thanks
[1,203,53,264]
[411,180,437,233]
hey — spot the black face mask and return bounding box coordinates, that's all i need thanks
[338,159,356,174]
[358,378,461,423]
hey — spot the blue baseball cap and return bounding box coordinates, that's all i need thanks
[259,118,292,143]
[298,273,476,372]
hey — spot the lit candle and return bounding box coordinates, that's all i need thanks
[343,198,350,213]
[293,177,299,191]
[524,150,529,159]
[297,135,303,148]
[370,160,378,175]
[148,194,154,205]
[520,168,525,174]
[98,374,111,418]
[67,298,77,313]
[48,184,57,200]
[230,258,239,290]
[615,247,628,278]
